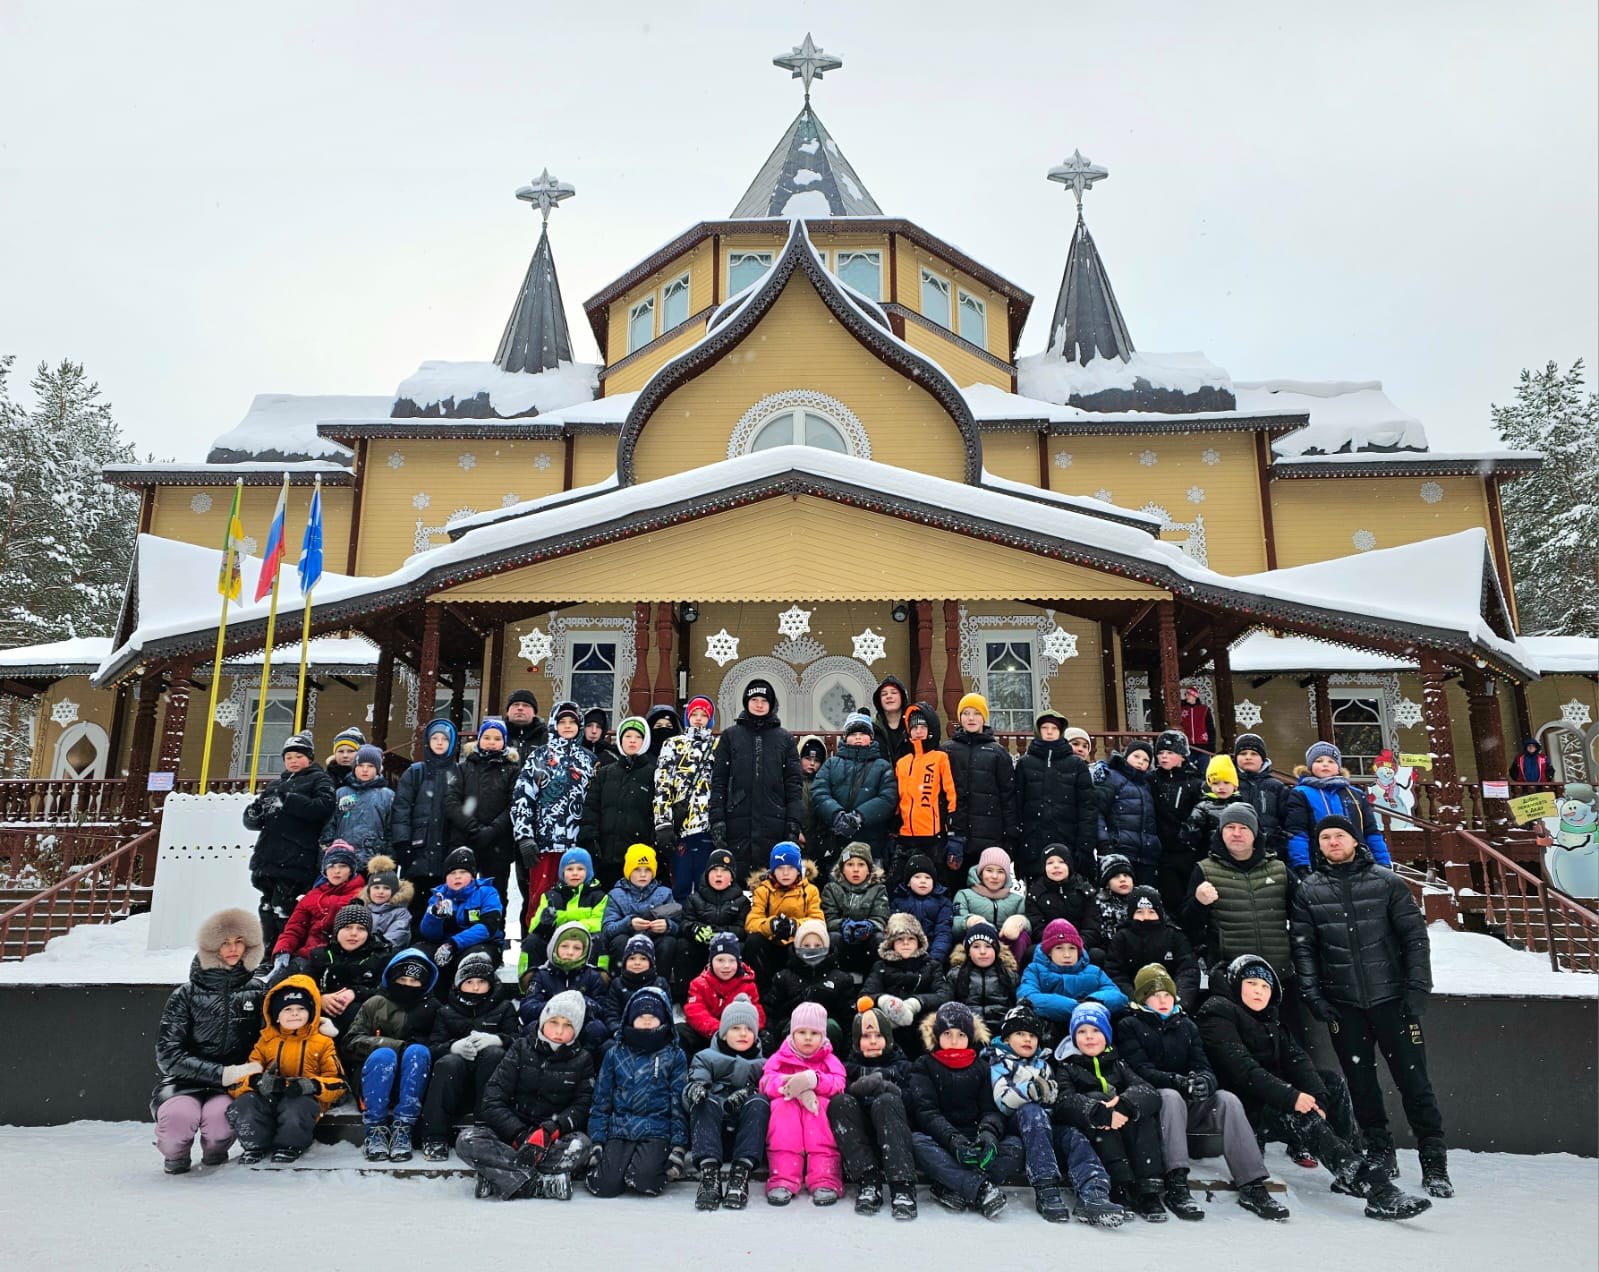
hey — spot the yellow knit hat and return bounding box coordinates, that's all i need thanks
[956,692,989,724]
[1205,754,1239,788]
[623,843,657,878]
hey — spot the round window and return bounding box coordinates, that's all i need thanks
[749,409,849,454]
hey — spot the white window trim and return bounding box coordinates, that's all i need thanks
[726,389,872,459]
[727,250,774,294]
[973,627,1044,732]
[920,266,952,329]
[957,288,987,346]
[626,296,655,353]
[233,689,299,778]
[50,720,110,780]
[1324,683,1397,771]
[660,272,691,332]
[548,617,638,725]
[835,249,883,300]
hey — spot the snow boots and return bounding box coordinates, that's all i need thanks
[421,1138,450,1162]
[1419,1137,1454,1198]
[930,1182,968,1213]
[812,1187,840,1207]
[696,1167,723,1211]
[974,1180,1008,1220]
[854,1172,884,1215]
[889,1183,918,1220]
[512,1171,572,1200]
[200,1147,230,1167]
[387,1122,413,1162]
[363,1125,389,1161]
[1073,1182,1128,1227]
[1364,1126,1399,1179]
[1361,1168,1431,1221]
[162,1157,191,1175]
[1125,1182,1169,1222]
[1032,1177,1073,1223]
[270,1146,302,1164]
[766,1185,794,1206]
[239,1146,267,1166]
[1162,1167,1205,1220]
[1237,1180,1290,1221]
[724,1163,751,1210]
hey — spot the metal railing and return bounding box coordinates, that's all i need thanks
[0,827,159,962]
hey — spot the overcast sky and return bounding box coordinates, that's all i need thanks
[2,1,1594,459]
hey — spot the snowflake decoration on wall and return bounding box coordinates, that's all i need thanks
[190,492,213,514]
[1391,697,1424,730]
[705,629,741,667]
[1094,488,1114,504]
[1234,699,1263,729]
[365,703,375,723]
[1201,447,1221,466]
[533,453,553,471]
[241,535,258,558]
[518,627,554,666]
[773,636,826,666]
[1352,529,1377,551]
[1561,698,1593,728]
[50,699,79,726]
[412,492,431,511]
[1419,481,1444,504]
[1185,486,1206,504]
[501,493,520,508]
[1053,451,1073,469]
[777,605,813,640]
[214,699,242,729]
[1042,625,1078,663]
[852,627,886,665]
[458,452,477,471]
[386,451,406,470]
[1138,449,1158,466]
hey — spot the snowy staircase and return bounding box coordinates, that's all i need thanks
[0,884,150,960]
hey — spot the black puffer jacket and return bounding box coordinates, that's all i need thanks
[681,874,752,935]
[153,957,264,1110]
[1197,961,1325,1126]
[245,763,337,883]
[945,944,1019,1032]
[767,946,856,1030]
[1114,1006,1213,1090]
[860,953,951,1013]
[393,753,459,878]
[708,710,803,851]
[578,751,658,876]
[1025,872,1096,936]
[1096,755,1160,864]
[872,674,914,765]
[1015,739,1097,872]
[424,985,522,1059]
[1102,918,1201,1008]
[1052,1044,1154,1127]
[1150,762,1204,860]
[906,1017,1001,1150]
[1236,764,1290,858]
[476,1033,596,1144]
[941,728,1018,851]
[445,744,520,869]
[1290,847,1430,1012]
[300,934,392,1001]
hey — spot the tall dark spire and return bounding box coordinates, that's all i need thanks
[1045,150,1133,363]
[495,170,576,374]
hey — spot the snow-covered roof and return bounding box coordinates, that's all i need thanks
[444,471,622,537]
[1227,631,1416,673]
[977,467,1163,530]
[392,359,598,420]
[1270,449,1542,478]
[206,394,388,464]
[1016,350,1236,412]
[1517,635,1599,675]
[1243,380,1429,456]
[103,461,353,487]
[529,391,638,429]
[0,637,113,673]
[730,102,882,219]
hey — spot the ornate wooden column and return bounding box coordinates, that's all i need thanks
[412,606,441,758]
[1099,621,1121,732]
[448,667,466,730]
[1464,666,1510,836]
[654,603,676,709]
[630,603,652,715]
[1419,652,1462,831]
[484,627,504,724]
[913,602,936,705]
[371,646,395,749]
[942,600,963,720]
[1312,675,1335,745]
[1156,602,1181,730]
[121,666,163,818]
[1212,635,1236,752]
[157,659,195,777]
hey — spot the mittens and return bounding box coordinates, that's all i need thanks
[469,1030,501,1052]
[1307,999,1341,1024]
[684,1081,708,1110]
[450,1035,479,1059]
[851,1071,887,1098]
[289,1077,320,1098]
[877,994,912,1027]
[770,915,796,942]
[254,1073,285,1098]
[724,1087,754,1115]
[318,1016,340,1038]
[797,1089,819,1115]
[222,1063,262,1087]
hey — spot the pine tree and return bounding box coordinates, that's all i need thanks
[1491,360,1599,636]
[0,356,141,647]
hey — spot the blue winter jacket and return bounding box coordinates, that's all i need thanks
[1096,755,1161,865]
[588,1000,689,1145]
[1283,776,1391,870]
[600,877,680,946]
[891,882,954,964]
[516,962,611,1050]
[419,877,504,956]
[321,773,395,866]
[1017,945,1129,1023]
[811,742,900,855]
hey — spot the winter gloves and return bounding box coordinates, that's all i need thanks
[433,942,455,967]
[841,919,875,944]
[1405,989,1430,1018]
[288,1077,321,1099]
[876,995,920,1028]
[252,1073,285,1098]
[832,811,864,838]
[684,1081,709,1111]
[1307,999,1341,1024]
[850,1071,896,1099]
[770,915,797,942]
[710,824,728,852]
[723,1086,755,1116]
[953,1131,997,1170]
[517,1122,560,1169]
[945,837,966,871]
[1021,1071,1058,1105]
[243,792,283,830]
[431,897,455,918]
[656,825,680,854]
[449,1030,501,1059]
[222,1062,263,1087]
[692,925,715,944]
[273,953,290,971]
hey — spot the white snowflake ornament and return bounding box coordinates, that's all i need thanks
[1201,447,1221,466]
[190,492,213,514]
[518,627,554,667]
[412,492,432,511]
[852,627,886,665]
[1419,481,1444,504]
[386,451,406,470]
[1561,699,1593,728]
[1042,625,1078,663]
[533,453,553,471]
[1185,485,1206,504]
[777,605,813,640]
[501,493,520,508]
[705,629,741,667]
[50,698,80,726]
[365,703,375,723]
[1138,449,1158,467]
[1392,697,1424,730]
[1352,529,1377,551]
[1234,699,1263,729]
[214,699,242,729]
[458,452,477,472]
[1094,488,1114,504]
[1054,451,1073,469]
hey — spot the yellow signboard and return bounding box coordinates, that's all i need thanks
[1398,753,1432,771]
[1508,791,1559,824]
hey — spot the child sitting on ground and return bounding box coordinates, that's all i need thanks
[766,919,856,1044]
[680,847,753,993]
[1102,886,1201,1010]
[862,913,951,1058]
[601,934,673,1037]
[890,854,954,964]
[1024,843,1096,938]
[226,976,346,1165]
[744,841,824,987]
[945,921,1019,1036]
[599,844,680,977]
[683,931,765,1052]
[952,846,1031,966]
[419,847,505,971]
[345,948,439,1163]
[1017,920,1128,1041]
[586,985,689,1197]
[821,842,891,977]
[686,994,769,1211]
[1083,853,1139,963]
[419,950,520,1162]
[759,1001,847,1206]
[828,1004,918,1219]
[271,841,366,966]
[516,921,610,1052]
[523,847,609,971]
[359,856,413,949]
[457,990,596,1201]
[302,902,390,1035]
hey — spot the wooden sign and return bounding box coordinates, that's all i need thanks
[1399,752,1432,771]
[1508,790,1559,824]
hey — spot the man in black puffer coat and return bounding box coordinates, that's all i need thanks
[444,719,520,914]
[1291,815,1449,1197]
[1232,734,1289,860]
[708,680,803,876]
[1014,709,1097,880]
[245,732,338,957]
[941,693,1018,889]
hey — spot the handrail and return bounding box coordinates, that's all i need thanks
[0,827,159,962]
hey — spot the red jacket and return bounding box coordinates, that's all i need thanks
[684,962,766,1040]
[274,873,367,958]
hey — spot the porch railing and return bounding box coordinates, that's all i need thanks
[0,779,128,825]
[0,826,134,887]
[0,827,159,962]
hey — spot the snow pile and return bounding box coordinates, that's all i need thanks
[1017,350,1233,405]
[1427,922,1599,998]
[206,394,389,463]
[531,391,639,429]
[393,360,598,419]
[0,913,193,985]
[1517,635,1599,675]
[1243,380,1429,455]
[1228,632,1416,673]
[780,189,835,219]
[0,636,112,668]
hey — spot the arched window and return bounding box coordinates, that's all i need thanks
[727,390,871,461]
[749,409,848,454]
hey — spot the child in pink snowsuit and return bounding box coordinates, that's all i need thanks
[758,1000,846,1205]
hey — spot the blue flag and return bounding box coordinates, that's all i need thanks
[297,482,324,594]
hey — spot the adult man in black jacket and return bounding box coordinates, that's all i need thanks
[501,689,548,757]
[708,679,803,876]
[1290,814,1450,1198]
[244,731,337,957]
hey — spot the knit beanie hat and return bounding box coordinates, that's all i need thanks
[365,855,400,894]
[616,715,648,744]
[540,989,587,1036]
[623,843,657,877]
[552,700,582,725]
[1314,813,1361,844]
[333,903,372,934]
[719,993,761,1038]
[708,931,742,964]
[558,847,593,880]
[933,1000,975,1041]
[852,1005,893,1048]
[1233,732,1268,760]
[1042,843,1073,870]
[623,933,656,967]
[789,1001,828,1035]
[1123,739,1155,764]
[443,846,477,876]
[281,730,316,758]
[1098,854,1133,886]
[768,841,802,873]
[956,692,989,724]
[355,744,385,770]
[1305,740,1342,768]
[322,840,360,872]
[476,717,508,746]
[794,918,830,955]
[999,1003,1043,1041]
[505,688,539,713]
[962,920,999,952]
[454,950,498,989]
[1155,729,1189,758]
[386,950,437,991]
[332,726,366,753]
[1218,803,1260,837]
[1205,754,1239,787]
[424,719,457,752]
[1069,1001,1112,1045]
[840,841,874,867]
[705,847,737,877]
[1040,919,1085,955]
[1134,963,1179,1005]
[842,711,875,738]
[271,985,315,1019]
[1063,726,1091,746]
[582,707,608,730]
[799,734,827,762]
[975,845,1012,880]
[1229,954,1277,996]
[685,696,715,725]
[743,679,776,708]
[1129,885,1165,920]
[903,853,936,882]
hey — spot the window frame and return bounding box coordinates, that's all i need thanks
[748,408,850,455]
[976,628,1042,734]
[660,272,691,333]
[835,249,883,301]
[727,250,774,296]
[234,689,301,778]
[561,632,623,723]
[920,266,952,329]
[1326,688,1393,776]
[957,288,987,347]
[626,296,656,354]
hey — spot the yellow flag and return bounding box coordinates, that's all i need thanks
[218,481,244,599]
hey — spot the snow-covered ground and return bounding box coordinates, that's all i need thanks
[1,1122,1591,1270]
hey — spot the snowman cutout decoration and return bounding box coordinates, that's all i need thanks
[1544,782,1598,899]
[1369,750,1414,831]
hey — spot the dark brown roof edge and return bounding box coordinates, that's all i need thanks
[102,467,354,489]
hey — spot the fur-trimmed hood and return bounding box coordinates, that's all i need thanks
[358,854,416,908]
[918,1011,991,1051]
[947,941,1018,975]
[877,911,928,960]
[746,858,820,891]
[196,907,263,971]
[830,855,887,887]
[459,741,521,766]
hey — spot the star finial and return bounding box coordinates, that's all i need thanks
[1047,149,1109,217]
[773,33,843,102]
[515,168,576,226]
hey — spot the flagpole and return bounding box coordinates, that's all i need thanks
[248,474,291,793]
[294,475,321,732]
[198,478,244,792]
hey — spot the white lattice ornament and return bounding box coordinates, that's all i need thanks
[705,629,741,667]
[1561,699,1593,728]
[387,451,406,470]
[773,636,826,666]
[533,453,553,470]
[190,492,213,514]
[502,493,520,508]
[1138,449,1158,466]
[214,699,242,729]
[1419,481,1444,504]
[1054,451,1073,469]
[458,452,477,471]
[777,605,813,640]
[1201,447,1221,466]
[412,492,431,511]
[1234,699,1263,729]
[518,628,554,667]
[1352,529,1376,551]
[1042,625,1078,663]
[852,627,886,665]
[1186,485,1205,504]
[1094,488,1114,504]
[1392,697,1424,730]
[50,698,79,726]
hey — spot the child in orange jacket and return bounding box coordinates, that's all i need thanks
[894,703,956,884]
[225,975,346,1164]
[744,842,823,988]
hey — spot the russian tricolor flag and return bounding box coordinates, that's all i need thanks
[254,478,289,602]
